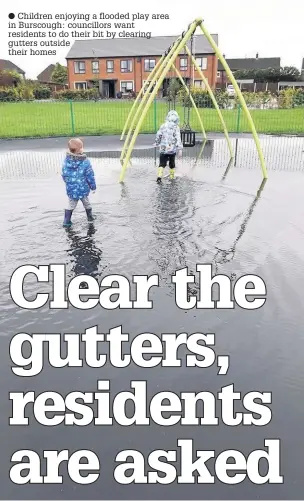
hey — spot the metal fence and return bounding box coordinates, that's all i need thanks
[0,98,304,139]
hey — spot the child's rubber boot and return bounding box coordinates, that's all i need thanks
[63,209,73,227]
[157,167,164,183]
[169,168,175,180]
[86,208,95,223]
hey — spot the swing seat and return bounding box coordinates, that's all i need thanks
[181,128,196,147]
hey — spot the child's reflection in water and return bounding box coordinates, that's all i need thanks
[65,226,103,283]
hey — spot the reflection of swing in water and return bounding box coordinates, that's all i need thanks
[65,226,104,280]
[212,179,267,269]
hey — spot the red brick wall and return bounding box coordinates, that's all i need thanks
[67,54,218,94]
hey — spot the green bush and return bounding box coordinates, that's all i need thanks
[278,88,295,109]
[291,89,304,107]
[178,87,214,108]
[0,87,20,101]
[215,90,230,109]
[277,88,304,108]
[0,82,51,101]
[53,88,99,100]
[235,91,272,108]
[33,85,51,99]
[18,85,34,101]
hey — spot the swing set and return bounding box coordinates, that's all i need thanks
[119,18,268,183]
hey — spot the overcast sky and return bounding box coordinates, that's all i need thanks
[1,0,304,79]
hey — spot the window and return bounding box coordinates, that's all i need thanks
[75,82,87,90]
[120,60,132,73]
[180,58,188,71]
[121,81,134,92]
[144,59,156,72]
[92,61,99,74]
[196,57,207,70]
[74,61,86,74]
[217,71,221,79]
[107,60,114,73]
[194,79,207,90]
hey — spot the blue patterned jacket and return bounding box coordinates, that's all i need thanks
[62,153,96,200]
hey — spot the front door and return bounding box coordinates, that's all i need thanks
[103,81,110,98]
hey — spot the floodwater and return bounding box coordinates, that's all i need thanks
[0,136,304,499]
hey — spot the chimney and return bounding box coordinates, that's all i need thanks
[256,53,259,59]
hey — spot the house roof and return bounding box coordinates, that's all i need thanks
[218,57,281,71]
[66,34,218,59]
[37,64,56,82]
[0,59,25,74]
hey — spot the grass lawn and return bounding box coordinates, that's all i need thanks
[0,100,303,139]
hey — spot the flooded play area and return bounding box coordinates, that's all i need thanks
[0,134,304,499]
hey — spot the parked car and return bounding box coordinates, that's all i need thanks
[226,84,235,97]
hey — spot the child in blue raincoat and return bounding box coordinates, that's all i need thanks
[62,138,96,227]
[154,110,183,183]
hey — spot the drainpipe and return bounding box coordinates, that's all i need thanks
[134,56,137,94]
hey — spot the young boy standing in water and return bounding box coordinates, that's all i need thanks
[154,110,183,183]
[62,138,96,227]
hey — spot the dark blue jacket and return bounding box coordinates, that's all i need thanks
[62,153,96,200]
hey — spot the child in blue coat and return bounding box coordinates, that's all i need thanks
[62,138,96,227]
[154,110,183,183]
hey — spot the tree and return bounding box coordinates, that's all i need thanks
[234,66,301,83]
[279,66,301,82]
[51,63,68,84]
[167,78,182,102]
[0,69,22,87]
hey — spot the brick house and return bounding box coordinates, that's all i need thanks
[216,55,281,88]
[66,34,219,98]
[37,64,68,91]
[0,59,25,86]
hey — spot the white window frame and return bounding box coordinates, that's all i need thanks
[74,61,86,74]
[144,59,156,72]
[106,60,114,73]
[74,81,87,90]
[180,57,188,71]
[120,80,134,92]
[217,71,221,79]
[120,59,133,73]
[196,57,208,70]
[92,61,99,74]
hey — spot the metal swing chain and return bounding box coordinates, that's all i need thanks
[181,35,193,130]
[186,35,194,128]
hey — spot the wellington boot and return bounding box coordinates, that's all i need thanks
[157,166,164,183]
[85,208,95,223]
[63,209,73,227]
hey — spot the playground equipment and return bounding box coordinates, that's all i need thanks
[179,36,196,147]
[119,18,268,183]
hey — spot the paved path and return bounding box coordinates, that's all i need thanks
[0,132,263,152]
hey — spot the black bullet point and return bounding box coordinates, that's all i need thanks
[9,13,15,19]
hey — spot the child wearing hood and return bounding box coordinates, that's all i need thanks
[154,110,183,183]
[62,138,96,227]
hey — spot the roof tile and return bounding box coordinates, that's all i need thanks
[66,34,218,59]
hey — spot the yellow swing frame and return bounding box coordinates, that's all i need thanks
[119,18,268,183]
